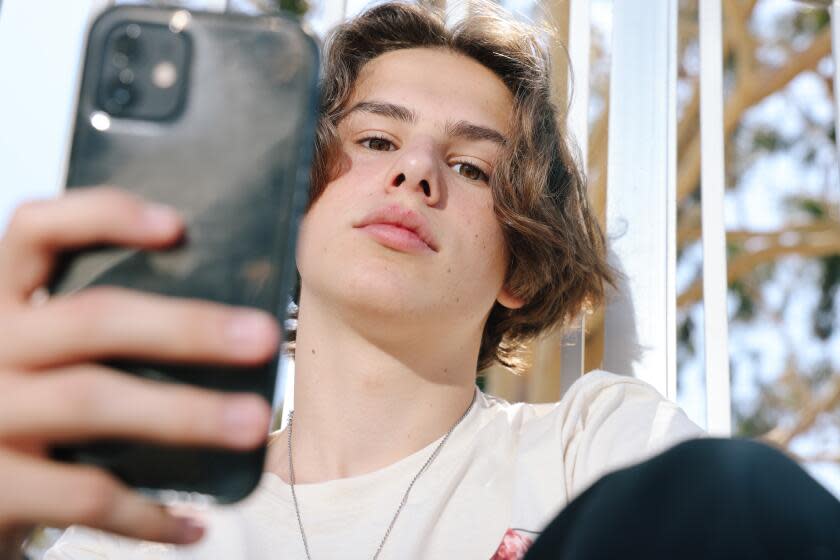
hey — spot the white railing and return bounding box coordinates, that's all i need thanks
[602,0,679,403]
[698,0,732,436]
[596,0,734,435]
[557,0,591,394]
[830,1,840,171]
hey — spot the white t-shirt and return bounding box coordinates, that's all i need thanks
[45,370,703,560]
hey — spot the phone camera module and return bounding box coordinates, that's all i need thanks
[97,21,190,120]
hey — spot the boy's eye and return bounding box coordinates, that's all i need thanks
[360,137,395,151]
[453,162,489,183]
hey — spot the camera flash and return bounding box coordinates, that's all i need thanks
[169,10,191,33]
[152,61,178,89]
[90,111,111,131]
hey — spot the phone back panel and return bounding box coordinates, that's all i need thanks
[50,6,318,503]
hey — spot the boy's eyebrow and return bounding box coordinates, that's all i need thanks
[345,101,417,123]
[344,100,509,146]
[445,120,508,146]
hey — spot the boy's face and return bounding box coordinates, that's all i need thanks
[297,48,523,335]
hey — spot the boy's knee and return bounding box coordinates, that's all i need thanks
[608,437,802,517]
[530,438,840,559]
[658,437,789,485]
[654,438,840,530]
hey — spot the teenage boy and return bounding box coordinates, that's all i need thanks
[0,3,837,560]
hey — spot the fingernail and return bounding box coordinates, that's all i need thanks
[224,397,268,444]
[226,312,275,347]
[143,203,181,233]
[174,516,205,544]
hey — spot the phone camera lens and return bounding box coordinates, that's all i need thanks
[112,52,129,68]
[104,80,137,114]
[112,31,141,65]
[112,85,132,105]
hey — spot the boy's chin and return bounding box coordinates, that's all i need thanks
[341,288,438,319]
[303,267,480,326]
[328,286,453,326]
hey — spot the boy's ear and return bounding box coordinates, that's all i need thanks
[497,285,525,310]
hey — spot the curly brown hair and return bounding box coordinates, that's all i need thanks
[287,1,615,374]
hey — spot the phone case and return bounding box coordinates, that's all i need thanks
[50,5,319,503]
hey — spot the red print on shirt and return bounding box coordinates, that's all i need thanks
[490,528,534,560]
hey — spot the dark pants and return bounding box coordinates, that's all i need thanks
[524,438,840,560]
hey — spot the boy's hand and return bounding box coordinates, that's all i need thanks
[0,188,278,546]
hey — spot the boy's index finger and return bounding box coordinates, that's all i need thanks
[0,288,279,370]
[0,187,183,306]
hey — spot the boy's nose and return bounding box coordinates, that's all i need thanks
[392,172,431,196]
[388,147,442,206]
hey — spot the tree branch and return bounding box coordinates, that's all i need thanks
[677,227,840,308]
[679,218,840,250]
[763,374,840,447]
[724,0,757,83]
[800,452,840,464]
[676,28,832,206]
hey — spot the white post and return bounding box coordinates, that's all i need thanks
[832,1,840,165]
[603,0,678,400]
[567,0,590,166]
[560,0,591,393]
[699,0,732,436]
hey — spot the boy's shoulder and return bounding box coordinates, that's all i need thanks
[477,368,691,430]
[460,369,703,531]
[475,368,704,491]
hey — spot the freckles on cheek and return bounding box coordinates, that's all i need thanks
[481,224,510,275]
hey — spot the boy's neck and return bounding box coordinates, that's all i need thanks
[265,287,479,484]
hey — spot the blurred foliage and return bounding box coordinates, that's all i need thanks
[791,7,831,36]
[815,254,840,340]
[274,0,309,16]
[259,0,309,16]
[786,195,829,219]
[669,2,840,462]
[730,280,757,321]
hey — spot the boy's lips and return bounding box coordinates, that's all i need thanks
[353,204,439,253]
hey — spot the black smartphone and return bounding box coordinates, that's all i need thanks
[48,5,318,504]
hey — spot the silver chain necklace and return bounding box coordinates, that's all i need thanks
[286,390,477,560]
